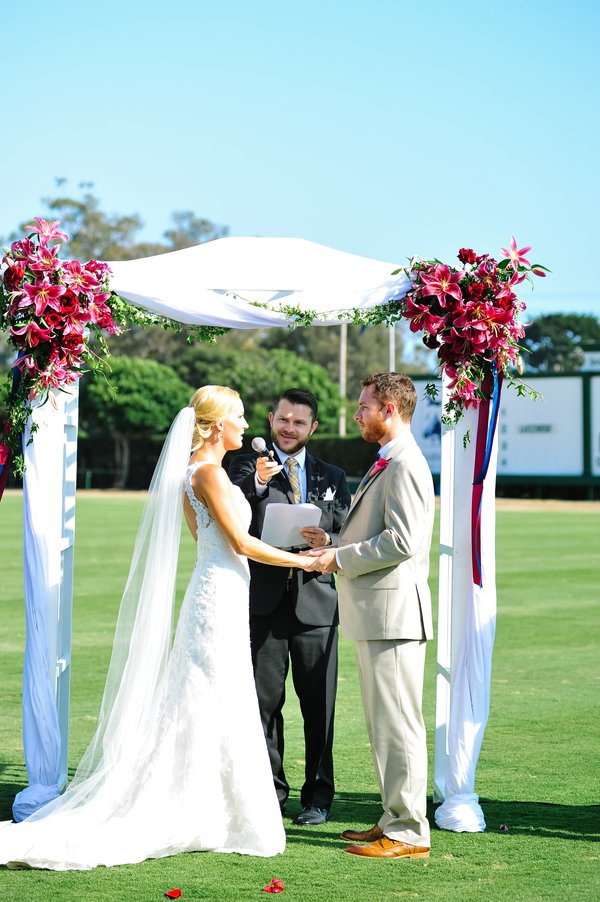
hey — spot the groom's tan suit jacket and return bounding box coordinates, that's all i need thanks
[336,431,434,641]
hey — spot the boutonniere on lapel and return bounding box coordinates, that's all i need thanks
[356,456,390,495]
[372,456,390,475]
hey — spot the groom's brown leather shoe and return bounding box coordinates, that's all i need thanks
[340,824,384,842]
[344,837,430,859]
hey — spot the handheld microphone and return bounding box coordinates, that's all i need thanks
[251,437,270,458]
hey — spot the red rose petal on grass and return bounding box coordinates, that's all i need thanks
[262,878,285,893]
[165,890,182,899]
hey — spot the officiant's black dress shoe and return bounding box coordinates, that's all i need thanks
[293,806,329,826]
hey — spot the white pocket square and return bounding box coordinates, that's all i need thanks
[323,487,336,500]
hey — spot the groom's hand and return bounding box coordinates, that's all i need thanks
[316,549,338,573]
[300,547,338,573]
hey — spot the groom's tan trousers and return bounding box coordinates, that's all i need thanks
[354,637,430,848]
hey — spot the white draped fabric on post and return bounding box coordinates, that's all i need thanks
[434,387,499,832]
[15,386,78,821]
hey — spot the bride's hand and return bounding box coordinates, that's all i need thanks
[298,554,322,572]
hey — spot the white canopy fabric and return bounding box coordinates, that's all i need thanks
[108,236,411,326]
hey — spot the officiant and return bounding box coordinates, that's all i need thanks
[228,388,351,826]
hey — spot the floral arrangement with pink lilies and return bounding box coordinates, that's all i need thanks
[0,219,125,478]
[397,238,549,423]
[0,218,216,485]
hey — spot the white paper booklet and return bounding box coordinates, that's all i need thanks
[260,502,322,548]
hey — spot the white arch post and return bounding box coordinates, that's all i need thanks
[13,384,78,821]
[433,378,499,832]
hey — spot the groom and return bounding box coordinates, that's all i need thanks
[306,373,434,859]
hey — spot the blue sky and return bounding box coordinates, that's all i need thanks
[1,0,598,317]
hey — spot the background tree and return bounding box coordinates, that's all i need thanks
[1,181,230,369]
[171,345,343,435]
[6,179,228,262]
[79,357,192,487]
[521,313,600,372]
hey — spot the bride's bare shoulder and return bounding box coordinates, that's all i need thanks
[189,461,230,492]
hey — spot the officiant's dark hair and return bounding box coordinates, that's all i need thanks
[273,388,319,422]
[363,373,417,422]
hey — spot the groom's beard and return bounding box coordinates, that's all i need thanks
[359,413,386,444]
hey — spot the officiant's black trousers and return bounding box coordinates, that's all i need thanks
[250,589,338,812]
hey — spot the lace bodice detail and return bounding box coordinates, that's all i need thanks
[184,462,251,565]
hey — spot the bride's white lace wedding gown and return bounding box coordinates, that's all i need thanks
[0,463,285,870]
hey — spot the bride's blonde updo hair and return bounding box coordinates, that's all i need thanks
[189,385,241,452]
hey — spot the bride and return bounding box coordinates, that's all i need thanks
[0,385,317,870]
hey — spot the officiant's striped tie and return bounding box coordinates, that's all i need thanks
[286,457,302,575]
[286,457,301,503]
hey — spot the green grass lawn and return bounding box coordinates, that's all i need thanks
[0,494,598,901]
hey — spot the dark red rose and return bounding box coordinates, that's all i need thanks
[495,294,515,311]
[3,263,25,291]
[44,312,63,328]
[60,290,80,315]
[466,282,486,302]
[458,248,477,264]
[61,333,84,352]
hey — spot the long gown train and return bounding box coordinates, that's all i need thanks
[0,464,284,870]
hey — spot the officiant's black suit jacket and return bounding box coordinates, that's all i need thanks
[228,447,351,625]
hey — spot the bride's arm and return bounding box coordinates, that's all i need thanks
[191,463,315,570]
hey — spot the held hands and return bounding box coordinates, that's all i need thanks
[299,547,338,574]
[293,529,335,571]
[256,451,284,484]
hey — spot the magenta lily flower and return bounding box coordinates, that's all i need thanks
[62,260,101,295]
[10,321,54,348]
[25,217,69,245]
[20,280,66,316]
[29,243,61,274]
[9,238,36,259]
[420,264,463,307]
[500,236,532,272]
[403,296,448,335]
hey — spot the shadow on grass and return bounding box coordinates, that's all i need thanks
[478,799,600,841]
[0,763,27,821]
[284,793,600,847]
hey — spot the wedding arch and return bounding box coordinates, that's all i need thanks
[1,224,545,827]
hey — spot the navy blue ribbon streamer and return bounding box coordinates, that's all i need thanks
[474,361,503,486]
[471,361,503,586]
